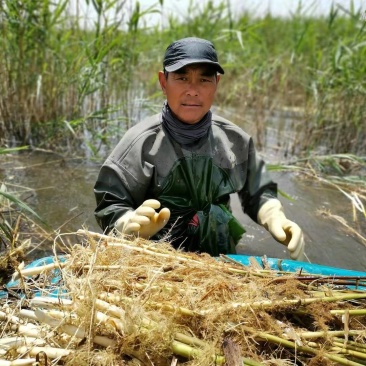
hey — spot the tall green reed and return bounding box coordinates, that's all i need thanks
[0,0,365,157]
[0,0,61,144]
[204,2,366,155]
[0,0,154,155]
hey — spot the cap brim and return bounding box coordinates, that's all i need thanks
[165,59,225,74]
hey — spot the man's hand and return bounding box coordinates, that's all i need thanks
[257,199,305,261]
[115,199,170,239]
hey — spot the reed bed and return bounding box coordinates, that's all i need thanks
[1,1,365,156]
[1,230,366,365]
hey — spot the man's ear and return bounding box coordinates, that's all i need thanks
[158,71,167,95]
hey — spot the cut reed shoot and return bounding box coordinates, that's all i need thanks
[1,230,366,365]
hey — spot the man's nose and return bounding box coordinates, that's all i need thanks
[186,82,199,96]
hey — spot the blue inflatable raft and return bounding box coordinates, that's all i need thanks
[1,255,366,300]
[227,254,366,278]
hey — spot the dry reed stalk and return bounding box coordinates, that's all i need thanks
[11,262,67,281]
[77,229,206,264]
[28,297,73,309]
[0,337,44,348]
[33,309,116,348]
[0,359,36,366]
[0,312,21,325]
[98,291,201,317]
[200,293,366,315]
[76,229,250,275]
[16,346,72,359]
[17,310,39,323]
[4,324,48,339]
[319,209,366,247]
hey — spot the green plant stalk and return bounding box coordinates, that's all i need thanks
[79,295,261,364]
[0,147,29,154]
[298,330,366,339]
[0,190,44,224]
[245,327,365,366]
[330,309,366,316]
[331,345,366,361]
[333,341,366,355]
[171,340,264,366]
[334,338,366,349]
[99,288,366,365]
[170,340,204,361]
[174,332,207,349]
[307,340,366,357]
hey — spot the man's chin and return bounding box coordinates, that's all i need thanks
[169,105,209,124]
[176,113,205,125]
[180,119,201,125]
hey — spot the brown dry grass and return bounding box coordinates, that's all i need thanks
[1,230,366,365]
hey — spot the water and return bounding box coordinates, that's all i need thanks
[1,102,365,272]
[232,173,366,272]
[232,109,366,272]
[1,148,365,272]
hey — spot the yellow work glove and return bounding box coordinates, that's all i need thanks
[115,199,170,239]
[257,199,305,261]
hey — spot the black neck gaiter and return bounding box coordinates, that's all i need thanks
[161,101,212,145]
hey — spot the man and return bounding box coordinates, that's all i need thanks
[94,37,305,260]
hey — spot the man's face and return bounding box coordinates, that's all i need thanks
[158,64,220,124]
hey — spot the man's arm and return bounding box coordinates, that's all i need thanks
[94,165,137,233]
[238,139,305,260]
[238,138,278,221]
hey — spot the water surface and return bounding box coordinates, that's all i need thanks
[1,151,365,271]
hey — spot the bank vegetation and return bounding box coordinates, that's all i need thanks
[0,0,365,157]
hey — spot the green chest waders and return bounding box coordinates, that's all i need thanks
[155,143,245,256]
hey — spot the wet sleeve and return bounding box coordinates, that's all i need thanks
[94,165,137,233]
[93,134,156,233]
[238,139,277,222]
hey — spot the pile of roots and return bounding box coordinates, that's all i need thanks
[1,229,366,366]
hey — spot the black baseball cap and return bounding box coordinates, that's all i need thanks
[163,37,225,74]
